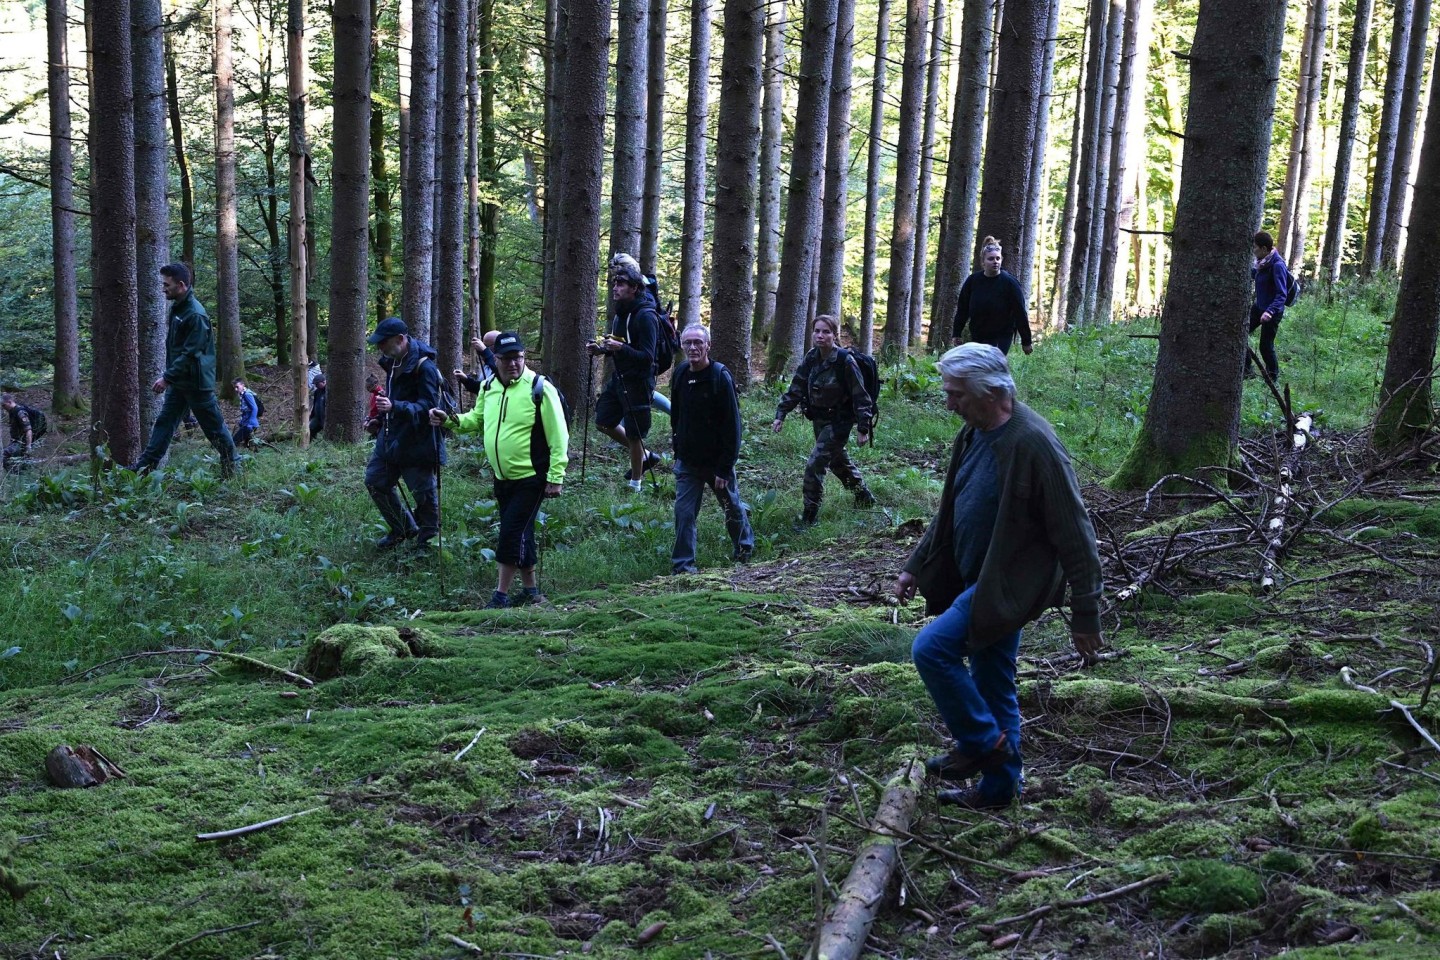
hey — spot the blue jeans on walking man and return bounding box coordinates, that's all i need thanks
[671,462,753,573]
[911,585,1024,804]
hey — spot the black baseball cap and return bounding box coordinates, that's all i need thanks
[493,331,526,355]
[367,316,408,345]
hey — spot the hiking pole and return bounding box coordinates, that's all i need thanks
[433,423,446,598]
[580,351,595,483]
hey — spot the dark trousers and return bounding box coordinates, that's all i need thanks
[3,441,28,471]
[136,387,237,469]
[672,463,753,571]
[365,454,439,539]
[494,475,545,568]
[233,425,255,448]
[803,419,867,509]
[1247,306,1281,380]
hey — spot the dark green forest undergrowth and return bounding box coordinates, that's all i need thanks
[5,292,1440,958]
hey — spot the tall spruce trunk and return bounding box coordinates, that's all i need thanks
[1109,0,1287,490]
[466,0,480,348]
[908,0,946,343]
[974,0,1047,292]
[640,0,667,272]
[883,0,928,352]
[399,0,411,238]
[679,0,712,329]
[215,0,244,398]
[1375,45,1440,448]
[1062,0,1111,327]
[288,0,311,445]
[752,1,786,341]
[163,30,195,271]
[1379,0,1433,269]
[1081,0,1124,320]
[1320,0,1375,282]
[325,0,372,442]
[766,0,840,377]
[90,0,141,465]
[133,0,167,435]
[541,0,565,359]
[478,0,497,334]
[930,0,994,351]
[710,0,764,388]
[372,0,394,323]
[48,0,81,415]
[817,0,858,320]
[1361,0,1413,277]
[403,0,438,337]
[259,45,288,365]
[1017,0,1060,306]
[1095,0,1145,322]
[860,0,892,354]
[547,0,611,406]
[612,0,649,262]
[435,0,469,380]
[1288,0,1328,273]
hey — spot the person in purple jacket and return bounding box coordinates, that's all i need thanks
[1247,230,1292,382]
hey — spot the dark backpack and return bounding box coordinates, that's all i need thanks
[1284,271,1301,307]
[529,374,571,479]
[253,393,265,419]
[22,405,47,440]
[641,273,680,375]
[837,348,882,431]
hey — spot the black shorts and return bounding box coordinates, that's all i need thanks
[595,375,653,440]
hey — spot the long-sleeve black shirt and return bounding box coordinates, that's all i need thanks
[953,270,1031,352]
[671,360,742,473]
[608,289,659,379]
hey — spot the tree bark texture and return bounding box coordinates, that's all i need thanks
[1376,45,1440,447]
[404,0,438,338]
[752,0,786,342]
[289,0,311,446]
[883,0,928,352]
[930,0,994,351]
[817,0,858,321]
[1278,0,1328,273]
[680,0,713,329]
[1362,0,1414,276]
[975,0,1046,304]
[1062,0,1111,327]
[611,0,649,263]
[164,29,195,272]
[1095,0,1145,322]
[1320,0,1374,282]
[90,0,141,465]
[399,0,411,239]
[710,0,764,390]
[1380,0,1433,269]
[541,0,565,360]
[909,0,946,344]
[641,0,668,272]
[326,0,372,443]
[133,0,168,435]
[215,0,244,399]
[766,0,839,378]
[479,0,498,335]
[48,0,82,415]
[372,0,394,324]
[1081,0,1125,320]
[1109,0,1287,490]
[256,26,289,368]
[467,0,481,349]
[860,0,892,354]
[1017,0,1059,305]
[436,0,469,381]
[548,0,611,409]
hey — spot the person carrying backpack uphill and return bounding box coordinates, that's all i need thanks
[772,314,876,526]
[2,393,44,471]
[592,259,661,492]
[431,331,569,609]
[1248,229,1294,383]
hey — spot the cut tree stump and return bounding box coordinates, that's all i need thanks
[45,744,127,788]
[811,758,926,960]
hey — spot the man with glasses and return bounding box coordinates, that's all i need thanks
[431,331,569,608]
[366,316,447,550]
[590,260,659,493]
[669,324,753,573]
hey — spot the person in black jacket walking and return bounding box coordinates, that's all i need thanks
[591,260,659,492]
[1247,230,1291,382]
[670,325,753,573]
[952,236,1032,356]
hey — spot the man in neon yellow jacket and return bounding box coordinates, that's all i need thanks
[430,332,569,608]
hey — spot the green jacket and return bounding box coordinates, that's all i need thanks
[903,401,1102,646]
[163,292,217,392]
[449,369,570,485]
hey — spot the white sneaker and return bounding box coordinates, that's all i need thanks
[627,479,643,493]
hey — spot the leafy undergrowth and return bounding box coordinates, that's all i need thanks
[4,532,1440,959]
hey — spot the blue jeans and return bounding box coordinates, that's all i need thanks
[650,390,671,416]
[671,462,753,571]
[136,387,237,468]
[911,585,1023,802]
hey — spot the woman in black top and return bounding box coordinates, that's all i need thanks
[952,236,1032,356]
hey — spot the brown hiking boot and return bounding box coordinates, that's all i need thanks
[924,736,1015,783]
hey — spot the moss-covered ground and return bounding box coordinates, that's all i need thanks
[5,292,1440,958]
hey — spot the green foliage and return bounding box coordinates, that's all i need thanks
[1158,860,1265,914]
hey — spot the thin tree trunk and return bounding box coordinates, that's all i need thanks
[1081,0,1124,320]
[164,28,195,271]
[909,0,946,343]
[612,0,649,264]
[1132,158,1150,306]
[430,22,446,330]
[860,0,892,354]
[1362,0,1413,276]
[372,0,394,323]
[1109,0,1287,490]
[1095,0,1145,323]
[326,0,372,443]
[259,30,288,367]
[883,0,927,352]
[90,0,141,466]
[48,0,82,415]
[1017,0,1059,305]
[817,0,858,320]
[640,0,667,272]
[288,0,311,446]
[767,0,840,378]
[399,0,411,242]
[1320,0,1375,282]
[930,0,994,351]
[403,0,438,337]
[478,0,497,334]
[680,0,712,329]
[436,0,469,380]
[1062,0,1110,327]
[1279,1,1318,259]
[215,0,243,398]
[548,0,611,405]
[466,0,480,348]
[1049,77,1085,326]
[541,0,564,359]
[1380,0,1432,269]
[1288,0,1328,274]
[710,0,764,389]
[133,0,168,435]
[752,0,786,341]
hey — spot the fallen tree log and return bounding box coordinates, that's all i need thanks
[811,759,925,960]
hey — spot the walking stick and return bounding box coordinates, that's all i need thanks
[580,352,595,483]
[433,423,445,598]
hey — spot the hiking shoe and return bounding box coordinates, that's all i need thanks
[624,450,666,480]
[732,546,753,563]
[925,736,1015,783]
[513,589,547,607]
[375,529,417,550]
[672,564,700,575]
[795,504,819,528]
[626,479,643,493]
[483,591,511,609]
[853,487,875,508]
[937,787,1015,810]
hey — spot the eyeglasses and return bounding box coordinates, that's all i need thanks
[681,341,706,348]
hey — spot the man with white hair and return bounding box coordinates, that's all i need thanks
[894,343,1103,810]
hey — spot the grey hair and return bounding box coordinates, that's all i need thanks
[609,252,640,272]
[936,343,1016,398]
[680,323,711,342]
